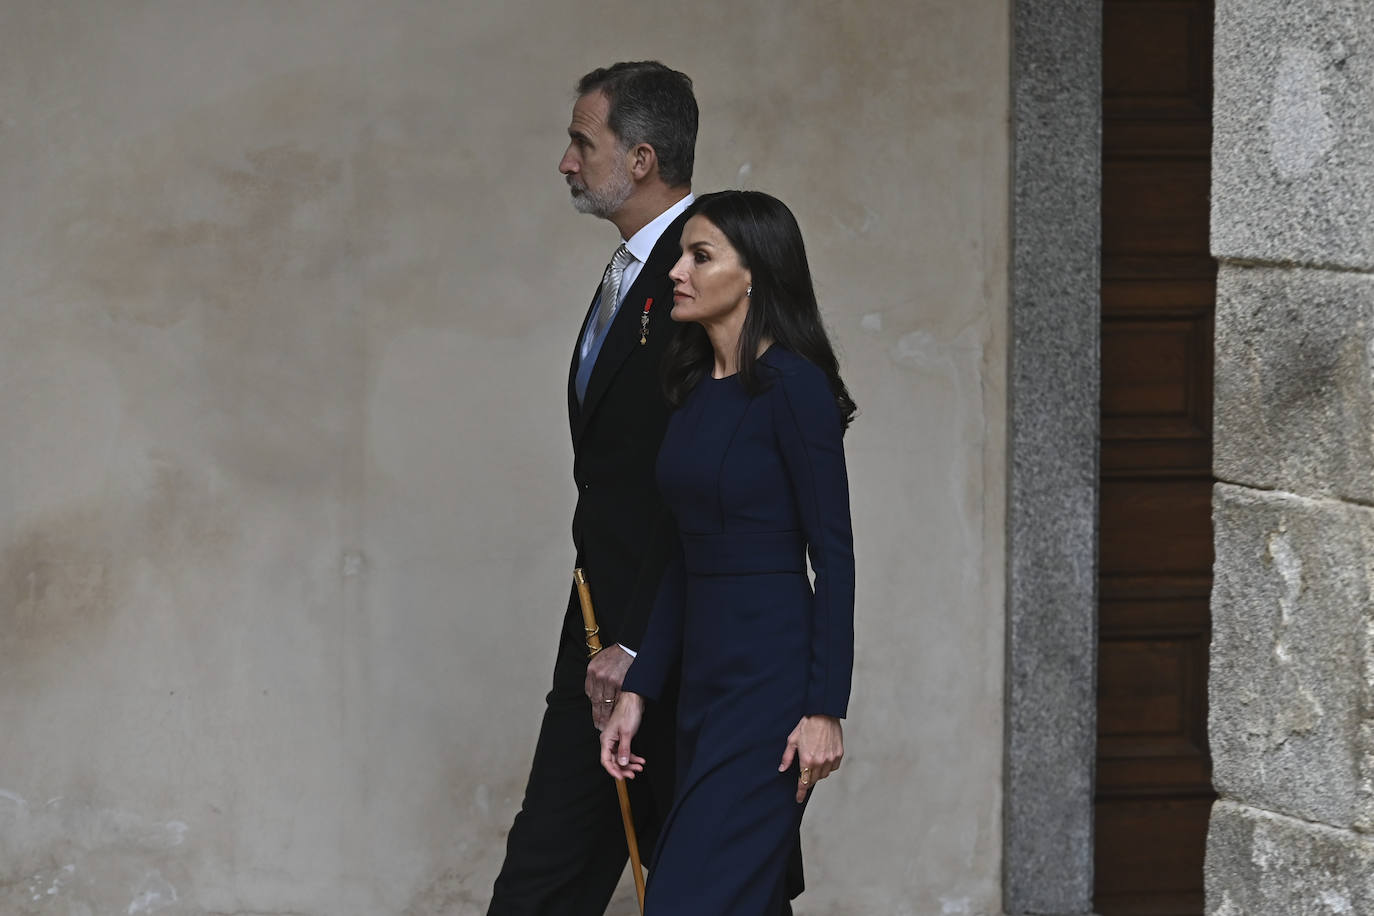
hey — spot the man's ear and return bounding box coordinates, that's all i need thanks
[628,143,657,181]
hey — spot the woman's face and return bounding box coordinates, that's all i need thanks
[668,215,752,327]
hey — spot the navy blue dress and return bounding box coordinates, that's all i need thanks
[623,346,855,914]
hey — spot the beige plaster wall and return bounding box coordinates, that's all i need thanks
[0,2,1009,913]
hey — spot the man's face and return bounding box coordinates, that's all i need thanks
[559,91,633,219]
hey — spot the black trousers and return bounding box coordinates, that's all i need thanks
[488,630,803,916]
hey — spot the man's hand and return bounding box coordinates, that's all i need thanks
[586,644,634,730]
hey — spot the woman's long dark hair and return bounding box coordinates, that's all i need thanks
[663,190,857,429]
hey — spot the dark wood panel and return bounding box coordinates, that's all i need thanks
[1102,315,1210,430]
[1105,121,1212,158]
[1099,605,1211,795]
[1091,896,1206,916]
[1103,0,1212,126]
[1104,2,1210,110]
[1101,286,1213,474]
[1102,439,1211,475]
[1097,754,1212,796]
[1103,319,1194,418]
[1100,636,1204,736]
[1102,278,1216,316]
[1091,894,1206,916]
[1103,256,1218,282]
[1098,1,1215,911]
[1100,574,1211,602]
[1095,798,1212,915]
[1099,479,1214,577]
[1100,592,1209,634]
[1102,160,1211,258]
[1100,733,1210,767]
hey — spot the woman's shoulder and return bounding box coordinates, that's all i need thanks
[760,346,837,415]
[761,345,829,391]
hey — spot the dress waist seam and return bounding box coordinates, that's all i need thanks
[680,530,807,576]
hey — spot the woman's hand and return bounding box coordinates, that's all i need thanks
[778,715,844,803]
[600,691,648,780]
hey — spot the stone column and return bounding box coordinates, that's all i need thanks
[1006,2,1101,913]
[1208,1,1374,912]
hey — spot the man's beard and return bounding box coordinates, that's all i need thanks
[569,164,633,219]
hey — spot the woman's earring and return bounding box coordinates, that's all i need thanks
[746,285,753,299]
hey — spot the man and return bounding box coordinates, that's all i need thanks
[487,61,698,916]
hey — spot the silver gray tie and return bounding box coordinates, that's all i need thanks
[588,243,634,353]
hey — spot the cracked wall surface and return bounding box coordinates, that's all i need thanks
[1208,0,1374,912]
[0,1,1009,914]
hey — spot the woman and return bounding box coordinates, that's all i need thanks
[600,190,856,914]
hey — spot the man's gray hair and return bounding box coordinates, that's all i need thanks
[576,61,698,188]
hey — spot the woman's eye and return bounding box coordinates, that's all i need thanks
[694,251,708,263]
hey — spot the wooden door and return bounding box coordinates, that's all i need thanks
[1095,2,1216,914]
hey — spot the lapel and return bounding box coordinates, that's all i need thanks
[567,273,606,437]
[569,210,689,444]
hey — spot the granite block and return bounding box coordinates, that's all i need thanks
[1214,264,1374,503]
[1212,0,1374,268]
[1210,483,1374,830]
[1207,800,1374,915]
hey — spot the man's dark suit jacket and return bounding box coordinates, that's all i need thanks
[558,210,690,669]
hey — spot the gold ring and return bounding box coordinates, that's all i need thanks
[602,698,614,704]
[801,767,811,774]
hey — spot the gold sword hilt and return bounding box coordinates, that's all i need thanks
[573,568,604,657]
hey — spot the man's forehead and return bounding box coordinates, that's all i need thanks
[569,91,611,134]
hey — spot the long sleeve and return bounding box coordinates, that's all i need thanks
[617,508,676,652]
[621,531,686,702]
[774,364,855,719]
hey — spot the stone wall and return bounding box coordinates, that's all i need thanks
[1208,0,1374,912]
